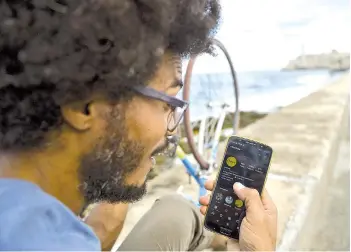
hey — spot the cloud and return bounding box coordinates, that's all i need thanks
[188,0,350,72]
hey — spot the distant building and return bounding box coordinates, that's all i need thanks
[282,50,350,71]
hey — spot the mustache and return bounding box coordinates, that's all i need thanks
[151,141,168,156]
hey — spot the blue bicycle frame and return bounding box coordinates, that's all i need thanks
[176,146,208,206]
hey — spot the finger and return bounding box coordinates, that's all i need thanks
[233,183,264,213]
[204,179,215,191]
[199,195,210,206]
[227,240,240,251]
[261,188,277,214]
[261,189,278,244]
[200,206,207,215]
[261,188,272,205]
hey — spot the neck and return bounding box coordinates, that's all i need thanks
[0,150,84,215]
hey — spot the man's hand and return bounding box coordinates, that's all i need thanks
[84,203,129,251]
[199,180,278,251]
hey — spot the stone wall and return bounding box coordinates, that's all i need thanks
[231,74,349,250]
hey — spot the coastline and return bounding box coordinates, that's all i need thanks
[150,72,347,178]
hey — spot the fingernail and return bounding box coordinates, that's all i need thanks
[233,182,245,191]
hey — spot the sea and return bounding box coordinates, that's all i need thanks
[179,69,348,122]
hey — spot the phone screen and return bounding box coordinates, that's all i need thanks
[204,136,273,239]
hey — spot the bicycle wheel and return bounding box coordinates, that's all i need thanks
[182,38,239,170]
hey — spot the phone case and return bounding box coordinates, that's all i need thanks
[203,135,273,239]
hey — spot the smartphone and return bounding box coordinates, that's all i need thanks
[204,135,273,240]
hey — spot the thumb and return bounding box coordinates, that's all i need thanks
[233,182,264,213]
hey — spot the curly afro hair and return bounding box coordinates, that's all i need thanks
[0,0,221,151]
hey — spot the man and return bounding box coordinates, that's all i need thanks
[0,0,277,251]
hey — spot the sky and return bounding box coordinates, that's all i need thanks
[187,0,350,72]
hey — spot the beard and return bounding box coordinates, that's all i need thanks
[78,107,148,205]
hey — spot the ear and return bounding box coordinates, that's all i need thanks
[61,102,94,131]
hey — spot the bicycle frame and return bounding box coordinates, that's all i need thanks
[175,104,232,205]
[202,103,230,172]
[183,38,240,171]
[176,147,207,198]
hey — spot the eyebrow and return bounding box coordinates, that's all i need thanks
[167,79,184,90]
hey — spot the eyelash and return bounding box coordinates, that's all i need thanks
[163,103,172,112]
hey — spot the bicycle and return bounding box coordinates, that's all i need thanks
[176,38,240,205]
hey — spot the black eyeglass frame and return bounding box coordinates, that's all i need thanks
[131,85,189,132]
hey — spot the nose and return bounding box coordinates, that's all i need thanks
[167,128,178,137]
[166,125,180,145]
[167,119,180,136]
[166,135,179,145]
[164,123,180,157]
[164,134,179,158]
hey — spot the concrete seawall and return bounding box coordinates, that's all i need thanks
[233,74,349,250]
[114,74,350,250]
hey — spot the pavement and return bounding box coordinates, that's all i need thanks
[112,75,350,251]
[308,105,350,251]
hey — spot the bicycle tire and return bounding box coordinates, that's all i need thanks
[183,38,240,170]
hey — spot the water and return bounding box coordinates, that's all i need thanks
[180,69,347,121]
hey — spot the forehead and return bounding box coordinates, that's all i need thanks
[169,54,182,79]
[147,53,182,91]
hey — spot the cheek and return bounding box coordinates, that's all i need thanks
[125,100,167,153]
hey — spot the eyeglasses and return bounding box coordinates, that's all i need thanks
[131,85,189,132]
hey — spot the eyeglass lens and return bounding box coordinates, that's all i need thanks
[167,107,184,132]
